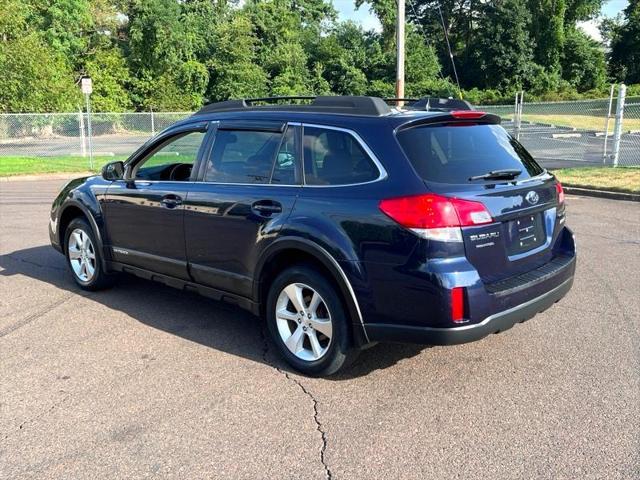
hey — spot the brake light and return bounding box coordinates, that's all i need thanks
[451,287,466,323]
[450,110,486,119]
[379,194,493,242]
[556,182,565,204]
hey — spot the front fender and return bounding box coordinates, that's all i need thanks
[50,176,111,268]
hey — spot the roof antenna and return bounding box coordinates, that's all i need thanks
[437,2,463,100]
[426,98,430,111]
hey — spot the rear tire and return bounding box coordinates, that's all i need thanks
[266,265,358,376]
[64,217,115,291]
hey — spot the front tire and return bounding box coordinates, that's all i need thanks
[64,217,115,291]
[266,265,358,376]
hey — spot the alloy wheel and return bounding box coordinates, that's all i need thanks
[275,283,333,361]
[68,228,96,283]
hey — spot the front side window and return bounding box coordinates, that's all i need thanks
[303,127,379,185]
[135,131,205,181]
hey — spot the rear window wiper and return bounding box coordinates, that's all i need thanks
[468,169,522,181]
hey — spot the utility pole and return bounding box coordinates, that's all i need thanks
[396,0,405,105]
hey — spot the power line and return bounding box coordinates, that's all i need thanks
[405,0,457,97]
[405,0,445,82]
[436,2,462,98]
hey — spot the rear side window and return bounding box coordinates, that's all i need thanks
[396,124,544,184]
[303,126,379,185]
[205,128,302,184]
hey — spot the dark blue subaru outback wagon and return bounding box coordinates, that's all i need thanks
[50,96,576,376]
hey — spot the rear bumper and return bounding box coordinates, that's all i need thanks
[366,265,574,345]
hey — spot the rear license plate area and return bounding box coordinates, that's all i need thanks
[506,213,545,256]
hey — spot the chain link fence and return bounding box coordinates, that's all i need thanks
[622,99,640,166]
[1,88,638,171]
[480,86,640,168]
[0,112,191,164]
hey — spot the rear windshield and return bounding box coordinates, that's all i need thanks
[396,124,544,184]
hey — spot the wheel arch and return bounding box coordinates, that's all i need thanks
[58,201,108,271]
[254,238,370,346]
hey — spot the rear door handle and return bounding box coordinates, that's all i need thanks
[161,194,183,209]
[252,201,282,216]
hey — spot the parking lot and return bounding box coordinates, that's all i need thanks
[501,121,640,168]
[1,179,638,479]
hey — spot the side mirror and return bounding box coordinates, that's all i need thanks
[102,161,124,181]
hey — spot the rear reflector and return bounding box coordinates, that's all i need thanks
[556,182,565,204]
[450,110,486,120]
[451,287,466,323]
[379,194,493,242]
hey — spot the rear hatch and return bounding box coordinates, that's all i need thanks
[396,113,563,283]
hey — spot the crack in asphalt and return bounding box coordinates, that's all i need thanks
[3,394,71,441]
[3,253,67,272]
[0,292,76,338]
[259,323,332,480]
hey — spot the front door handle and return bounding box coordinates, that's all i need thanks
[161,194,183,209]
[252,201,283,216]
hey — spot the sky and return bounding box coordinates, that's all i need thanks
[332,0,629,41]
[332,0,381,31]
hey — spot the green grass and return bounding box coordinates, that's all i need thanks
[523,114,640,133]
[0,156,126,177]
[551,167,640,193]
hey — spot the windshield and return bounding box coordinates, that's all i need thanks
[396,124,544,184]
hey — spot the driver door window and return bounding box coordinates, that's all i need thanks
[134,131,206,181]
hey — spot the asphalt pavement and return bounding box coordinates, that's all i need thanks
[0,179,638,479]
[502,121,640,168]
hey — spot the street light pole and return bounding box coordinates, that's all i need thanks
[396,0,405,105]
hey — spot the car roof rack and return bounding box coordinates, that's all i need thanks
[384,98,419,105]
[195,96,392,117]
[407,97,475,111]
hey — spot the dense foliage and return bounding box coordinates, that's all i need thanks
[604,0,640,85]
[0,0,636,112]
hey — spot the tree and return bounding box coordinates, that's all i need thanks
[311,22,376,95]
[607,0,640,84]
[0,0,30,41]
[404,29,451,97]
[0,34,79,112]
[365,0,607,96]
[125,0,209,109]
[467,0,534,91]
[527,0,566,70]
[0,0,629,112]
[207,14,269,101]
[561,27,606,91]
[27,0,93,67]
[83,49,132,111]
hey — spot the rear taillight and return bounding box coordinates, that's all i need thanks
[556,182,565,205]
[379,193,493,242]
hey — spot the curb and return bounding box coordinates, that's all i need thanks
[0,172,94,182]
[564,185,640,202]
